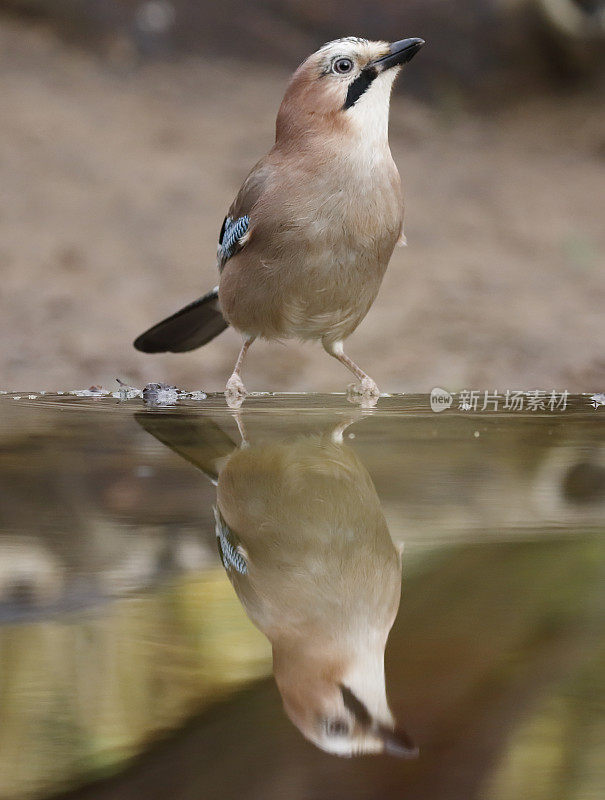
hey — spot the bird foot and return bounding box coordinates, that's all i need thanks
[346,378,380,409]
[225,374,248,409]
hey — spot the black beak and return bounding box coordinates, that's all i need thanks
[370,38,425,72]
[377,723,419,759]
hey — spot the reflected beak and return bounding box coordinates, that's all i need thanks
[377,723,420,759]
[370,38,425,72]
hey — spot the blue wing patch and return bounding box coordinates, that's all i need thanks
[214,507,248,575]
[219,215,250,262]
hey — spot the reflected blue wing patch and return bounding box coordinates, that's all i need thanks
[219,215,250,262]
[214,507,248,575]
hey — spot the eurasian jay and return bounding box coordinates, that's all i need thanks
[136,411,416,758]
[134,37,424,404]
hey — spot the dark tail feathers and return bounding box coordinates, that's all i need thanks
[134,287,229,353]
[135,412,237,484]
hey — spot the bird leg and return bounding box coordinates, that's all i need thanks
[322,339,381,399]
[225,337,255,408]
[233,412,250,447]
[330,415,361,443]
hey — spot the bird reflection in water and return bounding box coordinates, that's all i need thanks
[136,412,417,759]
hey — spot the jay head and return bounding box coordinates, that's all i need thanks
[277,37,424,146]
[134,37,425,406]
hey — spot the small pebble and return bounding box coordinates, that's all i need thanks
[186,390,208,401]
[69,387,110,397]
[142,382,179,406]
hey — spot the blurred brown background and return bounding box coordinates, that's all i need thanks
[1,0,604,394]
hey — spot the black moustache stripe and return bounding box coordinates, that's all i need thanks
[340,684,372,727]
[343,66,378,110]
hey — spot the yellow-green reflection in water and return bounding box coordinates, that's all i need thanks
[0,393,603,800]
[0,572,270,799]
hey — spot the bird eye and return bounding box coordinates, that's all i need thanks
[324,718,350,737]
[332,57,354,75]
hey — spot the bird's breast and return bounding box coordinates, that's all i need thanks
[280,164,402,339]
[299,154,402,249]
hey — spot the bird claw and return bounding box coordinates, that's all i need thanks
[346,378,380,409]
[225,374,248,409]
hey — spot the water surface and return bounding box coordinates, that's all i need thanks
[0,393,603,800]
